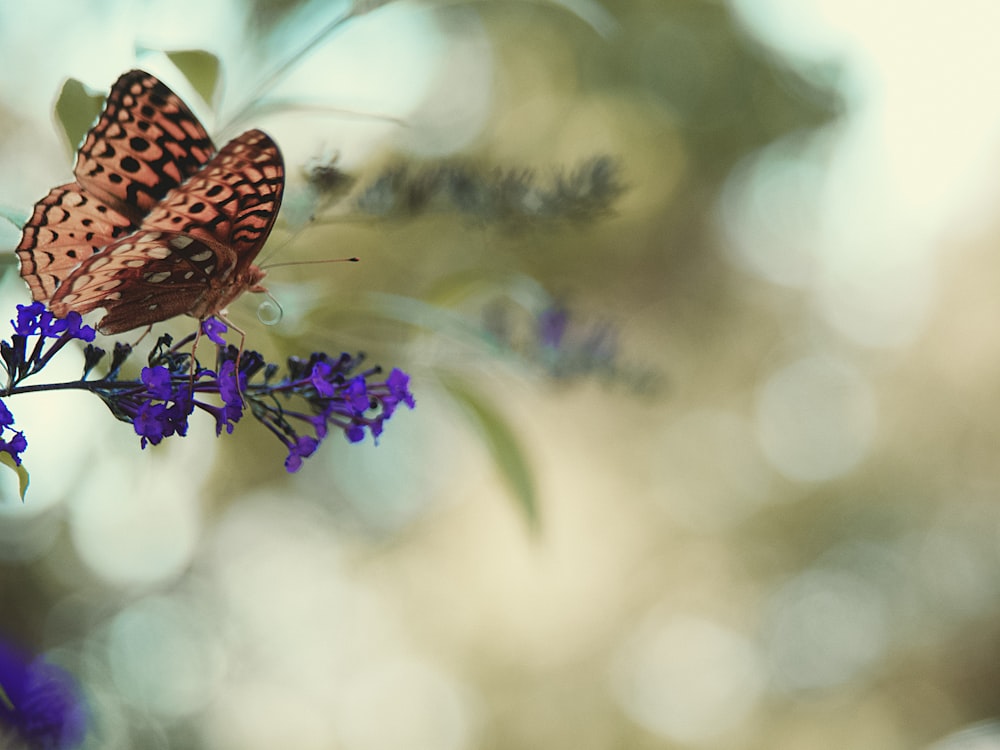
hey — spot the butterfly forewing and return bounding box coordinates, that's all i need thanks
[15,183,135,301]
[142,129,284,267]
[73,70,215,223]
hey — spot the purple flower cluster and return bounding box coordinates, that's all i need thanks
[93,319,414,472]
[245,351,415,471]
[0,637,87,749]
[0,303,97,467]
[0,305,415,474]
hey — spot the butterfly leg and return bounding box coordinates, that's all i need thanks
[130,325,153,348]
[188,322,204,394]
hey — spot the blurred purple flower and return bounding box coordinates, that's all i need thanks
[0,638,86,749]
[537,305,569,348]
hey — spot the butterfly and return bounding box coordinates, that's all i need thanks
[15,69,284,335]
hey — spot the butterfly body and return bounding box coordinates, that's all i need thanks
[16,70,284,335]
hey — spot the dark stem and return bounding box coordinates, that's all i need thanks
[3,379,144,397]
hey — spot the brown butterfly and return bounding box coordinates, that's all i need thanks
[15,69,285,335]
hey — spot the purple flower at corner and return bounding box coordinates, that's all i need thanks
[0,638,87,750]
[201,317,228,346]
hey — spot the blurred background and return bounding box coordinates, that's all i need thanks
[2,0,1000,747]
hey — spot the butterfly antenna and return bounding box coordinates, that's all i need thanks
[261,257,359,271]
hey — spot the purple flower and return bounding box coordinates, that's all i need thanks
[12,303,45,336]
[0,400,13,428]
[284,435,319,472]
[218,361,241,403]
[308,361,336,397]
[386,369,413,402]
[381,369,415,417]
[201,317,228,346]
[210,360,244,435]
[344,377,370,412]
[0,638,87,749]
[127,380,194,448]
[10,302,93,344]
[0,431,27,466]
[133,402,167,448]
[0,399,26,466]
[140,367,173,400]
[60,312,95,343]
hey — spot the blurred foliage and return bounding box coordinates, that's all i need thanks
[442,375,539,527]
[164,50,221,105]
[0,453,28,503]
[53,79,104,156]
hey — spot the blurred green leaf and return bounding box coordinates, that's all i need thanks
[54,78,104,156]
[0,453,29,502]
[0,680,12,710]
[166,50,221,106]
[443,377,538,529]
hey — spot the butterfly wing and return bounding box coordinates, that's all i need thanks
[15,183,135,302]
[141,129,284,263]
[50,130,284,334]
[48,230,222,333]
[73,69,216,222]
[17,69,216,306]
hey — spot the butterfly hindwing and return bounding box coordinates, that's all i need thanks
[73,69,215,223]
[49,230,220,333]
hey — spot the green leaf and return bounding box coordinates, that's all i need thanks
[442,378,539,529]
[54,78,105,155]
[0,453,30,502]
[0,680,13,710]
[166,50,221,106]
